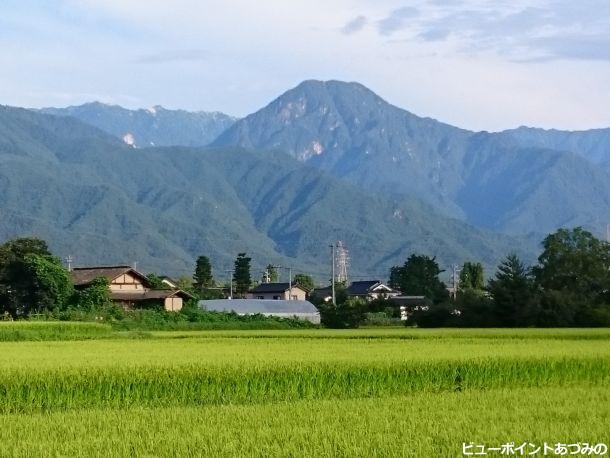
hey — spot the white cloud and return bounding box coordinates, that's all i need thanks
[1,0,609,130]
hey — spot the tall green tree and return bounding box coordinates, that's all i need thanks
[294,273,314,292]
[459,262,485,291]
[533,227,610,326]
[193,256,214,295]
[0,238,72,317]
[488,254,538,327]
[390,254,449,304]
[533,227,610,297]
[233,253,252,297]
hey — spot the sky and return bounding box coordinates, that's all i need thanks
[1,0,610,131]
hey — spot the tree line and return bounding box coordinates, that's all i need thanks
[391,227,610,327]
[2,227,610,326]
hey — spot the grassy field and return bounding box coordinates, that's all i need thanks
[0,324,608,456]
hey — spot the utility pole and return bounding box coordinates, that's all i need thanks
[225,269,234,300]
[330,244,336,306]
[274,265,293,300]
[133,261,138,271]
[65,255,73,272]
[288,266,292,300]
[451,264,461,299]
[262,269,270,284]
[606,223,610,243]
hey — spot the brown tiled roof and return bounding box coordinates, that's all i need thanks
[71,266,149,286]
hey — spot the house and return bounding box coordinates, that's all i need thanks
[310,286,333,303]
[200,299,321,324]
[71,266,192,312]
[346,280,400,300]
[247,282,307,301]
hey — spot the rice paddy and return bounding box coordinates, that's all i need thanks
[0,324,608,456]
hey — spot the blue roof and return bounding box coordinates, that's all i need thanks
[199,299,319,315]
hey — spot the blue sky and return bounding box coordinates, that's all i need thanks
[1,0,609,131]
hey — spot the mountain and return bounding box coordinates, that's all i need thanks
[213,80,610,236]
[39,102,236,148]
[501,126,610,164]
[0,105,532,278]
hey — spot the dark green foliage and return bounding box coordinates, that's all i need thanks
[459,262,485,291]
[72,278,112,311]
[109,308,316,331]
[146,274,167,290]
[193,256,215,297]
[22,255,73,313]
[390,255,449,304]
[366,296,399,317]
[454,289,497,327]
[534,227,610,297]
[532,228,610,326]
[410,304,456,328]
[233,253,252,297]
[293,273,314,292]
[317,298,367,329]
[0,238,72,317]
[488,254,538,327]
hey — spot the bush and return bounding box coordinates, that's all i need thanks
[318,298,366,329]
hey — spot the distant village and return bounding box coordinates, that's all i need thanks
[69,264,426,326]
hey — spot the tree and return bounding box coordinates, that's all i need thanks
[233,253,252,297]
[459,262,485,291]
[0,238,73,317]
[534,227,610,297]
[193,256,214,295]
[294,273,314,292]
[532,227,610,326]
[488,254,538,327]
[146,273,167,289]
[317,297,366,329]
[73,277,112,310]
[0,238,72,318]
[390,254,449,304]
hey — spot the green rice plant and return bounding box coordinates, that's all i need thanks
[0,387,607,457]
[0,321,113,341]
[0,356,607,412]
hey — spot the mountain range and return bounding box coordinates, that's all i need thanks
[1,79,608,279]
[40,102,236,148]
[213,80,610,236]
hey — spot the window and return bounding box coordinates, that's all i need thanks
[273,295,281,300]
[291,295,298,300]
[256,296,264,299]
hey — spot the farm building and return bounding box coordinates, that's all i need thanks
[71,266,192,312]
[247,282,307,301]
[346,280,400,300]
[200,299,321,324]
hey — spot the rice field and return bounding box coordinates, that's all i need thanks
[0,324,608,456]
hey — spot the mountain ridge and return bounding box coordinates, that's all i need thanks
[39,102,236,148]
[213,79,610,236]
[0,104,531,278]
